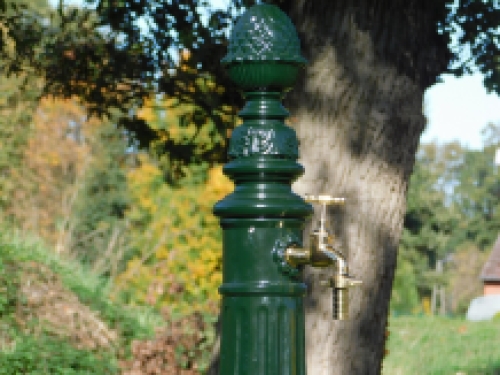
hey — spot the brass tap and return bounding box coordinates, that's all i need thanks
[284,195,362,320]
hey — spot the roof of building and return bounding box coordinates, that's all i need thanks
[481,236,500,282]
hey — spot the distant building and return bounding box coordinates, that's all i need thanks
[481,236,500,295]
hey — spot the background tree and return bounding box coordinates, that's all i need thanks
[3,94,133,282]
[68,120,131,275]
[392,143,461,314]
[393,123,500,316]
[447,242,489,314]
[0,0,242,159]
[0,0,50,211]
[136,75,236,184]
[0,75,41,212]
[451,134,500,249]
[7,97,92,242]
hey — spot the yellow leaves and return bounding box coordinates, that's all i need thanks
[114,87,237,315]
[205,165,233,197]
[188,263,209,279]
[206,80,215,91]
[129,154,162,181]
[127,155,163,202]
[136,105,155,123]
[154,245,169,260]
[168,124,180,140]
[180,49,191,61]
[47,152,61,166]
[115,159,233,316]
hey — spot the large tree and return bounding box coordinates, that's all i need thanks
[2,0,500,374]
[281,2,449,373]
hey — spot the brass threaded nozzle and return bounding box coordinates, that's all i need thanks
[333,288,349,320]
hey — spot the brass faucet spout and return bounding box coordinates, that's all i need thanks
[283,194,362,320]
[320,245,348,275]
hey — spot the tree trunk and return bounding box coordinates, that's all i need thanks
[283,1,449,374]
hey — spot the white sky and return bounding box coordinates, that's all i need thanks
[423,73,500,149]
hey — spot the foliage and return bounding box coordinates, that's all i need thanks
[450,143,500,249]
[0,0,246,155]
[390,258,420,314]
[68,119,131,270]
[394,142,463,310]
[114,156,233,316]
[447,243,490,314]
[402,142,463,259]
[0,243,20,320]
[383,315,500,375]
[394,124,500,314]
[3,95,133,277]
[121,312,217,375]
[0,0,146,115]
[0,226,162,368]
[137,86,236,183]
[0,0,53,187]
[448,1,500,94]
[2,0,498,164]
[0,334,119,375]
[6,97,92,243]
[0,64,43,211]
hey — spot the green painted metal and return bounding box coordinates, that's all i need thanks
[214,4,312,374]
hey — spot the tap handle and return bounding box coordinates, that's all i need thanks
[305,194,345,232]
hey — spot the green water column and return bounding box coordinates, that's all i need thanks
[214,4,312,375]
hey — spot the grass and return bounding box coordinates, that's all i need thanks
[383,315,500,375]
[0,228,165,338]
[0,227,165,374]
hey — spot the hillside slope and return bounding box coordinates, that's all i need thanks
[0,230,160,374]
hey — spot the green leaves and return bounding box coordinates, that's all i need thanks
[447,0,500,94]
[395,123,500,313]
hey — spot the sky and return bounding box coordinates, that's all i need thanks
[423,73,500,150]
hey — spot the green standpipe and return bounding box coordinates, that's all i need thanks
[214,4,312,375]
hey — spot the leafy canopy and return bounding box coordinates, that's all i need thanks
[1,0,499,166]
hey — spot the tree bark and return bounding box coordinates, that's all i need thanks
[283,1,449,374]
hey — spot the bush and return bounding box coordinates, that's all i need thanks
[0,254,20,318]
[115,161,232,317]
[121,312,217,375]
[447,243,489,314]
[493,311,500,321]
[390,258,420,314]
